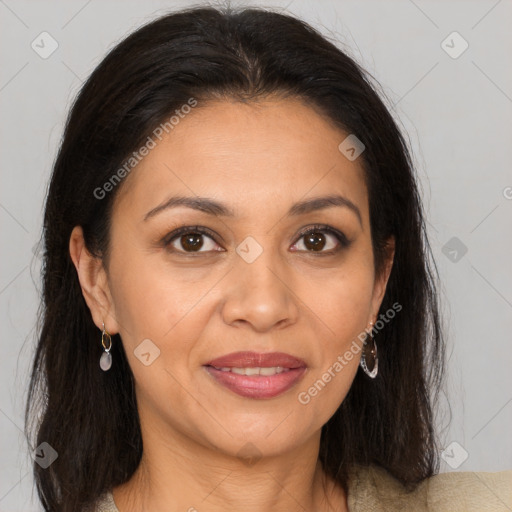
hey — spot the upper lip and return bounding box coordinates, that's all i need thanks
[205,351,307,369]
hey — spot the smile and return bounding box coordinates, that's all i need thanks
[211,366,291,376]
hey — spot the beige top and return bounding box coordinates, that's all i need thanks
[92,465,512,511]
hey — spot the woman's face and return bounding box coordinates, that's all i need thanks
[88,98,393,460]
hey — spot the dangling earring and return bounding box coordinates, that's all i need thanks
[360,321,378,378]
[99,322,112,371]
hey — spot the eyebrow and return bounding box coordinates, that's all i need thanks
[144,194,362,226]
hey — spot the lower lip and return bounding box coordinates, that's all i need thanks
[204,366,307,399]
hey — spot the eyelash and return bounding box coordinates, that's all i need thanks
[162,224,351,256]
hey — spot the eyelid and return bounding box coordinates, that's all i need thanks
[162,223,351,254]
[293,224,351,248]
[162,225,218,246]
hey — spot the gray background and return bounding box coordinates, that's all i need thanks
[1,0,511,509]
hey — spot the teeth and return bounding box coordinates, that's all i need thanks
[260,367,285,376]
[213,366,290,376]
[240,367,260,376]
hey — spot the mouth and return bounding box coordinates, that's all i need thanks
[203,351,307,399]
[208,366,292,375]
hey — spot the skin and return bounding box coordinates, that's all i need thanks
[70,97,395,512]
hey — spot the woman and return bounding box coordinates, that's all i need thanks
[25,5,511,512]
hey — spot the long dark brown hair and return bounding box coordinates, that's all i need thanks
[25,5,445,511]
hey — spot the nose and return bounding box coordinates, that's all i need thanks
[220,245,299,333]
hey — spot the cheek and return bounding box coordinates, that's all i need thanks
[108,244,212,341]
[293,258,375,414]
[107,251,213,410]
[304,255,375,342]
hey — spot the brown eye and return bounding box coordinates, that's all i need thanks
[164,226,222,254]
[179,233,204,252]
[303,231,327,252]
[292,225,350,254]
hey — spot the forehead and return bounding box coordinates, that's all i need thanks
[113,97,369,224]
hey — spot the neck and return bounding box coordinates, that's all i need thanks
[112,422,347,512]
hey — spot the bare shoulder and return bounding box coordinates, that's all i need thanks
[347,464,512,512]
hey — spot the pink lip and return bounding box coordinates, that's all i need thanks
[203,351,307,399]
[205,351,306,369]
[204,366,307,399]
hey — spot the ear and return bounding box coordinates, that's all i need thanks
[369,236,395,324]
[69,226,119,334]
